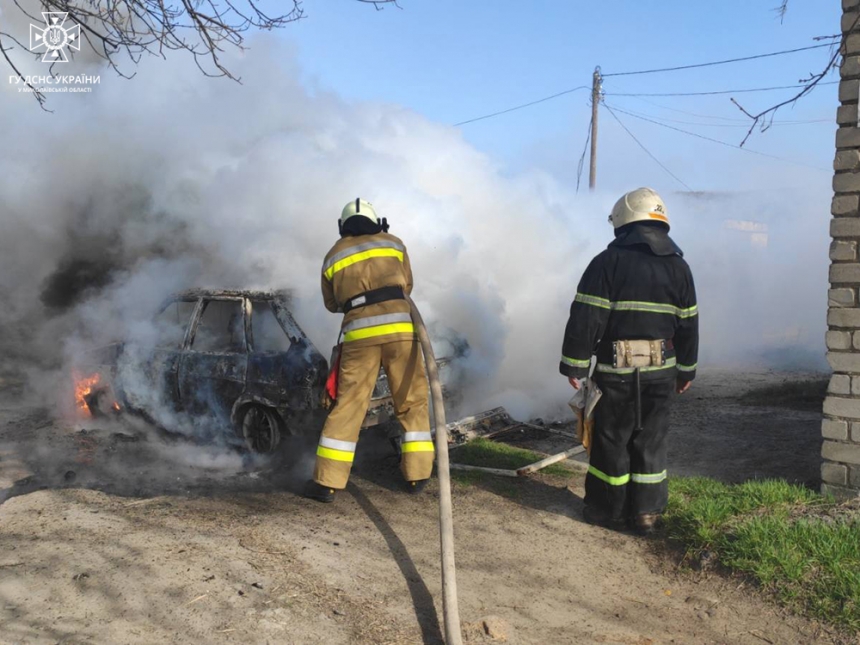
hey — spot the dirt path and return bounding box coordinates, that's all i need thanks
[0,369,846,645]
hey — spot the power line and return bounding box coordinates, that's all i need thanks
[605,80,838,98]
[603,104,693,191]
[604,103,830,171]
[607,104,830,128]
[629,96,825,122]
[602,43,834,77]
[453,86,589,126]
[455,80,838,128]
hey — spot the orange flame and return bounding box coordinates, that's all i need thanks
[73,371,101,417]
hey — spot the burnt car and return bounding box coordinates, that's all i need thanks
[82,289,394,453]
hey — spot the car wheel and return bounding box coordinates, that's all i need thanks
[241,405,282,454]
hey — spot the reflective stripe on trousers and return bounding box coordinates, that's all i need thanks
[342,312,414,343]
[316,436,357,463]
[588,465,667,486]
[402,430,434,454]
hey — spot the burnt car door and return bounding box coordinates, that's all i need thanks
[177,297,249,426]
[246,298,327,416]
[116,297,199,415]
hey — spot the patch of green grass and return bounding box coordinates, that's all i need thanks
[737,378,828,411]
[450,438,572,477]
[450,469,522,499]
[665,477,860,630]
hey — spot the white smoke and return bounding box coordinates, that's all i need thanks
[0,35,831,426]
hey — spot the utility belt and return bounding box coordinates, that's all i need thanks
[341,285,405,314]
[609,338,673,432]
[612,338,672,369]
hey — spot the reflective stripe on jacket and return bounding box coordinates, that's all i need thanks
[321,232,415,347]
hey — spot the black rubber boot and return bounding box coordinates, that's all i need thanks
[303,480,336,503]
[631,513,661,536]
[583,505,624,530]
[406,479,429,495]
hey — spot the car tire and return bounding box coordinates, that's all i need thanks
[240,405,282,454]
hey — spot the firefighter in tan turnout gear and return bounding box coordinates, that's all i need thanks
[559,187,698,535]
[304,199,434,503]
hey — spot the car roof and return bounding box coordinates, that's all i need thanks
[171,289,293,301]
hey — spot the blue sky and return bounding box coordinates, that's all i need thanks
[281,0,841,194]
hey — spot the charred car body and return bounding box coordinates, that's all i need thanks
[82,289,395,453]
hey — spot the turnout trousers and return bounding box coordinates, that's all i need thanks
[313,339,434,489]
[584,375,674,520]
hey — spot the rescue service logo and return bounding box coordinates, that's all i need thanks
[7,12,100,95]
[30,12,80,63]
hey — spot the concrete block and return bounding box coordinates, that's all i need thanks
[831,218,860,237]
[844,11,860,33]
[837,125,860,150]
[839,79,860,104]
[823,418,850,440]
[850,466,860,487]
[828,309,860,328]
[847,33,860,57]
[829,263,860,283]
[853,421,860,442]
[829,288,856,307]
[828,330,852,349]
[834,172,860,194]
[821,482,859,500]
[822,461,848,485]
[844,56,860,80]
[835,146,860,168]
[846,0,860,12]
[830,374,852,395]
[823,395,860,419]
[852,376,860,394]
[828,351,860,371]
[822,439,860,464]
[831,240,858,261]
[833,194,860,215]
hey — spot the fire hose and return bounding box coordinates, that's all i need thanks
[407,296,463,645]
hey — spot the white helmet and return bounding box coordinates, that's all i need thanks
[340,198,379,225]
[608,187,670,229]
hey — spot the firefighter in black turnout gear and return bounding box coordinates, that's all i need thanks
[559,187,698,535]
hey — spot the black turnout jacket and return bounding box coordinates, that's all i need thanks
[559,223,699,382]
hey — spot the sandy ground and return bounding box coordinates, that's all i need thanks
[0,368,849,645]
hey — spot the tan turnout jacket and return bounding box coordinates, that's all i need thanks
[321,232,415,348]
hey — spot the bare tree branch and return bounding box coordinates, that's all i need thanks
[731,20,854,146]
[0,32,49,109]
[356,0,402,9]
[775,0,789,24]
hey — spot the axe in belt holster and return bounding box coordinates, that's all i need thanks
[569,377,602,456]
[613,339,667,431]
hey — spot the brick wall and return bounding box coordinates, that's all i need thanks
[823,0,860,497]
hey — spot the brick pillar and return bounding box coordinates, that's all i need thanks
[823,0,860,498]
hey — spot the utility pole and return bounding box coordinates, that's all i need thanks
[589,66,602,192]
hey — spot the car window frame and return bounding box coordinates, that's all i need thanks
[152,297,201,351]
[248,298,298,354]
[186,296,249,355]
